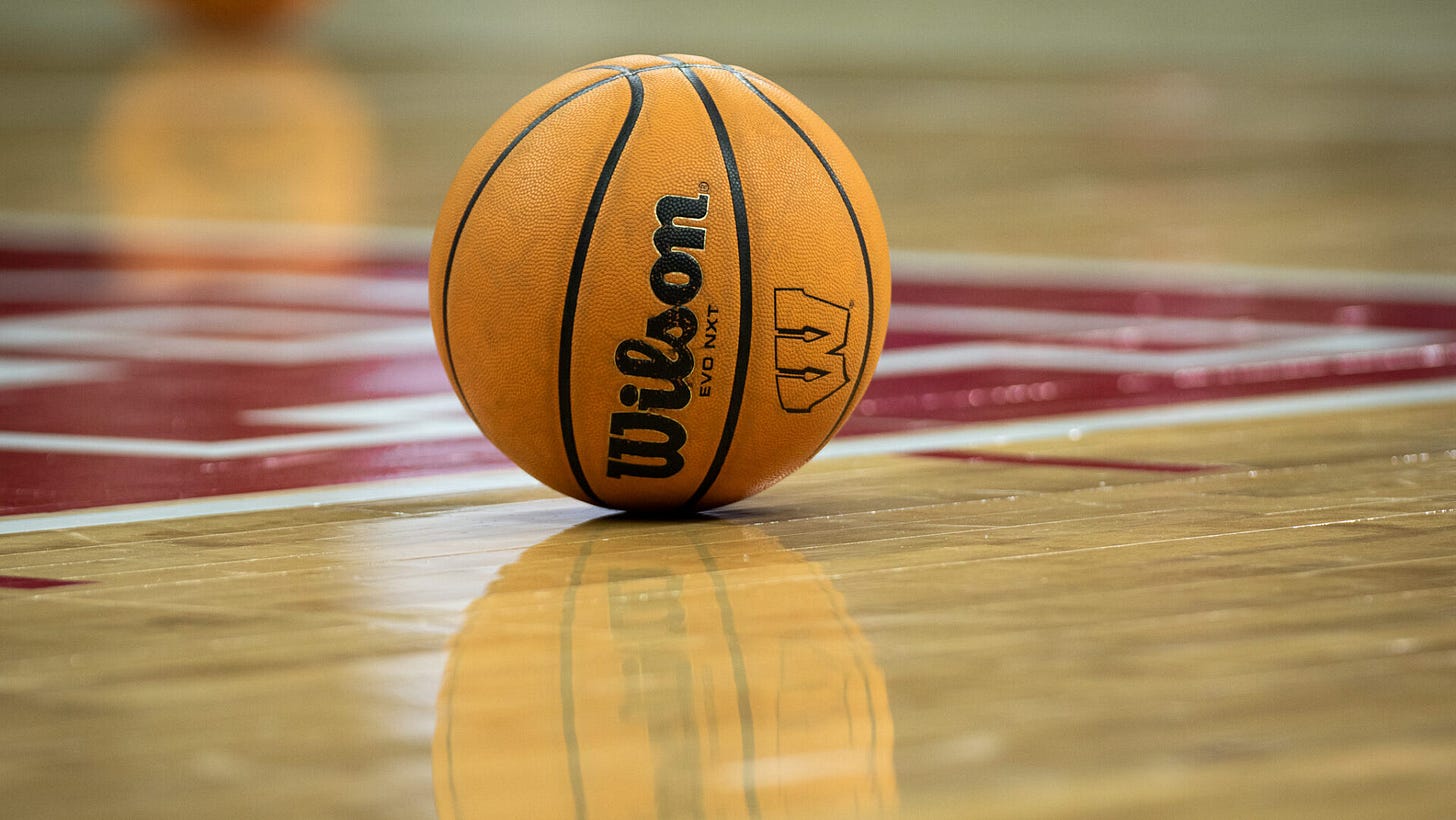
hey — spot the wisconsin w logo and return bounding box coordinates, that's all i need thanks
[773,288,850,412]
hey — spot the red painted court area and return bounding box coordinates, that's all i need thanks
[2,238,1454,515]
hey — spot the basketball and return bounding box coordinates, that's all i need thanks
[429,54,889,511]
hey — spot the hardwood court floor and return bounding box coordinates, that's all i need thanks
[4,401,1453,818]
[2,2,1455,818]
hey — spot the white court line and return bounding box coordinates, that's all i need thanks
[888,303,1339,342]
[0,306,435,364]
[821,377,1456,458]
[873,331,1446,376]
[891,249,1456,300]
[243,393,465,427]
[3,377,1454,536]
[0,418,483,458]
[0,469,547,537]
[0,357,121,389]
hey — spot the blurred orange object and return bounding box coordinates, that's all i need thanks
[92,33,379,277]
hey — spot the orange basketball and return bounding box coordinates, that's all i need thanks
[429,54,889,511]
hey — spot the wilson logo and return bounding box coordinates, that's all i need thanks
[774,288,850,412]
[607,193,709,480]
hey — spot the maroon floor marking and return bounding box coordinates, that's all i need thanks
[0,575,91,590]
[915,450,1215,473]
[1,237,1451,516]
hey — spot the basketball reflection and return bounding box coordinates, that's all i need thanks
[436,517,896,819]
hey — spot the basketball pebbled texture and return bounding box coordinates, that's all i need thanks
[429,54,889,511]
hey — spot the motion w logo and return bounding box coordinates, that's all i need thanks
[773,288,851,412]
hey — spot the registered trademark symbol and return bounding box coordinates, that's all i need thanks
[698,181,710,193]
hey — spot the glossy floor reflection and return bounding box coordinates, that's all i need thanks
[437,516,895,819]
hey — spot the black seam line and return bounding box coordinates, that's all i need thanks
[675,62,755,510]
[559,542,593,820]
[441,624,465,820]
[694,541,761,820]
[816,569,889,811]
[441,68,630,430]
[558,71,644,507]
[728,67,877,452]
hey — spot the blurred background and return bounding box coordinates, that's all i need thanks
[1,0,1452,269]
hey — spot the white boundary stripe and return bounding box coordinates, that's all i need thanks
[822,377,1456,458]
[0,357,122,389]
[3,377,1454,536]
[888,302,1343,340]
[0,468,544,536]
[0,306,436,364]
[0,418,483,458]
[891,249,1456,301]
[243,393,465,427]
[873,331,1446,377]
